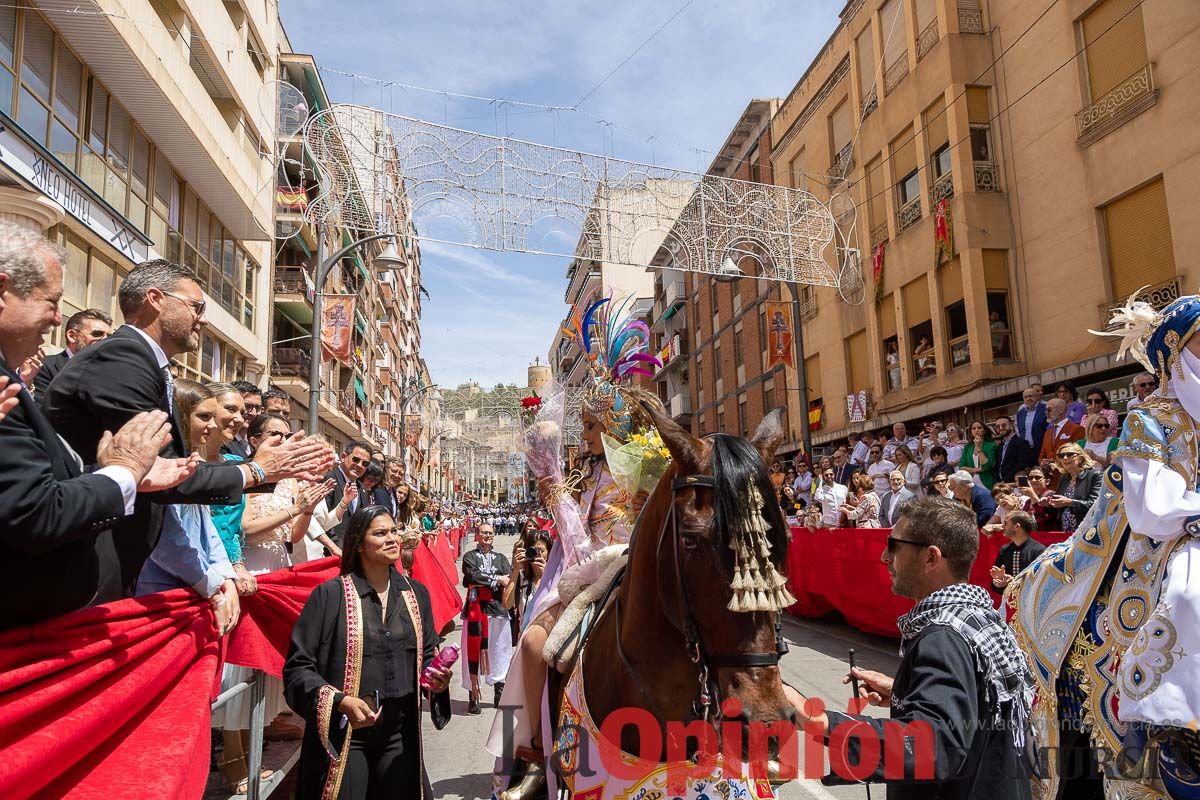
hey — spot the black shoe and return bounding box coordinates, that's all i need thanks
[468,696,481,715]
[493,682,504,708]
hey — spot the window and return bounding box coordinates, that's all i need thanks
[762,380,774,417]
[846,331,869,394]
[880,293,900,390]
[856,30,876,106]
[939,257,970,367]
[904,277,935,381]
[717,407,725,434]
[1103,178,1176,298]
[787,148,805,189]
[932,144,952,178]
[966,87,992,161]
[881,0,907,91]
[738,395,748,438]
[865,155,887,237]
[804,354,823,432]
[734,327,744,364]
[891,128,920,230]
[925,97,950,176]
[829,99,852,173]
[1081,0,1148,101]
[983,250,1015,360]
[899,170,920,205]
[747,145,761,184]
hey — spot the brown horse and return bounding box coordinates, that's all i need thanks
[555,402,797,777]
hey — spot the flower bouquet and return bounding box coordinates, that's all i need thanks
[602,427,672,499]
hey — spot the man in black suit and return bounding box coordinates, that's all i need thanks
[44,258,333,595]
[0,227,198,627]
[30,307,112,399]
[993,414,1036,483]
[324,440,371,547]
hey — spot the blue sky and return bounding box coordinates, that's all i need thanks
[283,0,843,388]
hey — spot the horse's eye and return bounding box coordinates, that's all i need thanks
[680,531,701,551]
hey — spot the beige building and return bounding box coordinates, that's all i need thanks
[6,0,279,381]
[768,0,1199,443]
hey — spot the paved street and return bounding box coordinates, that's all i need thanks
[424,534,901,800]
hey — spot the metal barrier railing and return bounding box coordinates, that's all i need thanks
[210,670,301,800]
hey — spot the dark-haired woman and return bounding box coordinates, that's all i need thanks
[284,506,452,799]
[1056,381,1087,425]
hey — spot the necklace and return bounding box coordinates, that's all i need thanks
[377,583,390,622]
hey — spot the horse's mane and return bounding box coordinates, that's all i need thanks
[708,433,790,572]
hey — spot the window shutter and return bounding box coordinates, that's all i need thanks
[847,331,870,393]
[830,100,852,153]
[857,31,876,97]
[1104,178,1176,298]
[892,129,917,178]
[939,257,964,305]
[966,87,990,124]
[903,276,931,325]
[916,0,937,30]
[1082,0,1148,100]
[925,97,948,150]
[982,250,1009,290]
[881,0,905,65]
[880,294,897,339]
[805,354,823,401]
[866,156,887,229]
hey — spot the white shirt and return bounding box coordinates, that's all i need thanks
[866,459,897,495]
[813,482,848,528]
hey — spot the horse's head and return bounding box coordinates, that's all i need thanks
[637,397,797,735]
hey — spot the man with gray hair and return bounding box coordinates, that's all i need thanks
[45,257,333,597]
[789,497,1037,799]
[31,307,112,398]
[0,221,199,627]
[947,469,997,527]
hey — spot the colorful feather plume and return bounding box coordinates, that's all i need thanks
[567,292,661,381]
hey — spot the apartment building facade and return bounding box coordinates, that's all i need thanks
[3,0,278,380]
[767,0,1198,444]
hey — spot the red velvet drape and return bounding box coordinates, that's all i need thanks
[784,527,1069,637]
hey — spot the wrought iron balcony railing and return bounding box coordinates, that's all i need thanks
[973,161,999,193]
[1076,63,1157,146]
[917,20,939,60]
[958,4,984,33]
[829,142,854,183]
[897,196,922,233]
[1097,278,1181,331]
[860,86,878,121]
[884,53,910,94]
[931,171,954,205]
[870,222,889,249]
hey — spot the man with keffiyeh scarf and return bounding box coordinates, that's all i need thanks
[788,497,1037,800]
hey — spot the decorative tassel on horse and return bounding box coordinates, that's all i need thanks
[728,484,796,613]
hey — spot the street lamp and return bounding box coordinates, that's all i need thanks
[713,250,814,457]
[307,232,405,435]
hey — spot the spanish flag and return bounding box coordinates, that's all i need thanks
[808,403,823,431]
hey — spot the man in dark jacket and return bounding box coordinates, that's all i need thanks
[461,524,511,713]
[789,497,1035,800]
[993,415,1037,483]
[30,307,111,399]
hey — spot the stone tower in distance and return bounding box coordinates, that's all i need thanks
[527,357,551,394]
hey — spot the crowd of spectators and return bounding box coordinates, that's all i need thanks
[772,373,1152,540]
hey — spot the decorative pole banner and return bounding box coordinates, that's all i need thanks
[320,294,355,364]
[872,243,885,306]
[404,415,421,448]
[934,197,954,266]
[765,301,795,369]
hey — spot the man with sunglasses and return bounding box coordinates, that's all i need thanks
[788,498,1036,799]
[1125,371,1157,411]
[324,441,372,548]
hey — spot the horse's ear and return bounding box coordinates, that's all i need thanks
[634,392,702,473]
[751,407,787,466]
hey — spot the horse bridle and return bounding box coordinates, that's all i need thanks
[613,468,789,727]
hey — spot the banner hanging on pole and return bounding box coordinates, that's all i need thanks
[765,301,795,369]
[404,415,422,448]
[320,294,355,364]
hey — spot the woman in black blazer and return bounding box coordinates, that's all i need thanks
[1045,442,1103,533]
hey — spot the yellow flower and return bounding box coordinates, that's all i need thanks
[659,447,670,459]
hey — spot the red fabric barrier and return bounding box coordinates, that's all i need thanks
[411,539,463,633]
[784,527,1070,638]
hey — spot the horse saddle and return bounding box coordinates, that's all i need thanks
[543,546,628,673]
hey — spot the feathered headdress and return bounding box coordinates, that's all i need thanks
[563,294,661,440]
[1089,288,1200,385]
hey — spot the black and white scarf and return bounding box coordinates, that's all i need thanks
[898,583,1036,749]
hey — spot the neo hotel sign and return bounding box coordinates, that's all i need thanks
[0,114,151,263]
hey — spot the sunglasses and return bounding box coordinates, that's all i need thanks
[1134,383,1154,389]
[347,456,368,465]
[1086,398,1105,405]
[1028,474,1046,481]
[886,536,930,554]
[162,291,206,317]
[1095,422,1110,429]
[260,430,288,441]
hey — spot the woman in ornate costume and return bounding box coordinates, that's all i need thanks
[487,296,662,800]
[1009,293,1200,800]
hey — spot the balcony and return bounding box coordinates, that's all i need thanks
[870,222,889,249]
[1097,277,1180,331]
[668,393,693,418]
[917,20,939,60]
[828,142,854,184]
[1076,63,1158,147]
[860,86,878,121]
[664,280,686,309]
[958,4,984,34]
[896,196,922,233]
[884,53,909,95]
[972,162,1000,193]
[270,347,311,379]
[930,171,954,206]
